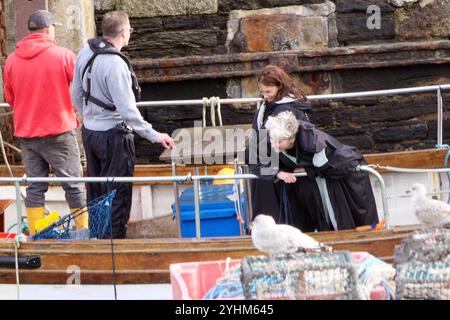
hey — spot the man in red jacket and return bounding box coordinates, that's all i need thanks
[3,10,86,235]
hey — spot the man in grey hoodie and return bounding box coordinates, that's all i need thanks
[71,10,175,238]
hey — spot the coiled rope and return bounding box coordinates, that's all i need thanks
[202,97,223,127]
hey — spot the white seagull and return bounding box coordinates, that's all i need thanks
[407,182,450,229]
[250,214,331,256]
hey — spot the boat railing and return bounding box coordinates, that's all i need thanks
[3,164,450,238]
[2,83,450,237]
[0,166,389,238]
[132,83,450,148]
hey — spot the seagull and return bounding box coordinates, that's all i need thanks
[407,183,450,242]
[250,214,331,257]
[407,183,450,228]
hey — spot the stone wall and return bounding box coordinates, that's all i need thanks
[85,1,450,162]
[49,0,96,53]
[95,0,450,57]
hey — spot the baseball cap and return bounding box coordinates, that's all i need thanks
[28,10,60,31]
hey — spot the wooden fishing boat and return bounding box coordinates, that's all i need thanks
[0,148,447,284]
[0,225,422,284]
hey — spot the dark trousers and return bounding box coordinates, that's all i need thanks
[82,125,135,239]
[20,130,86,208]
[250,177,324,232]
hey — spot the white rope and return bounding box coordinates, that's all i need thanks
[3,142,21,154]
[0,111,20,181]
[13,234,26,300]
[369,164,450,173]
[202,97,224,127]
[210,96,223,126]
[0,129,13,177]
[216,97,223,126]
[14,241,19,300]
[0,130,34,216]
[210,97,216,127]
[202,97,209,127]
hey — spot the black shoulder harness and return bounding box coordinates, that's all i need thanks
[82,38,141,111]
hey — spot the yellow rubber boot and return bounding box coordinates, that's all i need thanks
[26,207,45,235]
[71,207,89,230]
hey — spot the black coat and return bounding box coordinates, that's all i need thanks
[246,98,321,231]
[280,121,379,230]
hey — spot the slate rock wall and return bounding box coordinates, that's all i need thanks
[92,0,450,163]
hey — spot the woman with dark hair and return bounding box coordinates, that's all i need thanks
[246,64,324,231]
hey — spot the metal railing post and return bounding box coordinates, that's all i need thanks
[437,86,444,148]
[193,167,201,239]
[357,165,390,229]
[171,162,181,237]
[242,165,253,230]
[15,181,22,234]
[234,158,244,236]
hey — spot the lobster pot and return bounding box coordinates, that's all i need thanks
[240,252,361,300]
[394,229,450,300]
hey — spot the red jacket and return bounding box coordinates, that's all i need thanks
[3,33,78,138]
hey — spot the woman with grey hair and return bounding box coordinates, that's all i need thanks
[265,111,379,230]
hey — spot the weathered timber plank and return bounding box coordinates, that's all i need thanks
[132,41,450,83]
[0,226,415,284]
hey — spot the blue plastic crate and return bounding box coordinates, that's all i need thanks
[172,184,246,238]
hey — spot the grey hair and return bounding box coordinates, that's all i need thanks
[265,111,299,141]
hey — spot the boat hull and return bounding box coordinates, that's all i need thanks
[0,226,420,284]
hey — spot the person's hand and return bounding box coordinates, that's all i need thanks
[293,168,305,173]
[157,133,176,149]
[276,171,297,183]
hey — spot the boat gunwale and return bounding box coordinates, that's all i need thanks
[0,227,419,255]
